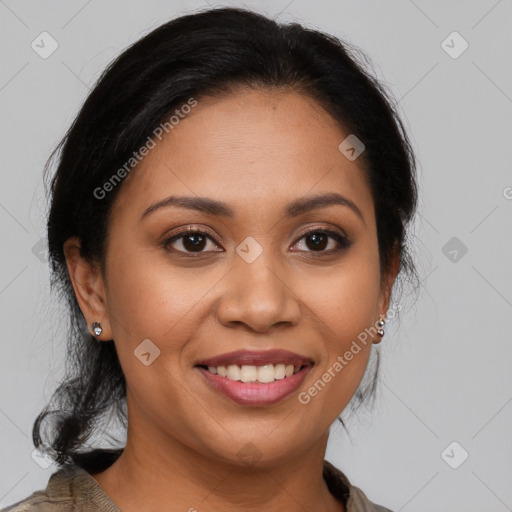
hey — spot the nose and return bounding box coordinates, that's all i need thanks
[214,255,301,333]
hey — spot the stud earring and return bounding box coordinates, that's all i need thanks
[372,315,386,344]
[91,322,103,339]
[376,316,386,337]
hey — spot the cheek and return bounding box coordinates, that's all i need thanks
[104,249,199,422]
[105,246,215,346]
[295,248,379,410]
[298,248,381,340]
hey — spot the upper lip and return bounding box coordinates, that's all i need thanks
[195,349,314,368]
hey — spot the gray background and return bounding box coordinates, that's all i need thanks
[1,1,511,510]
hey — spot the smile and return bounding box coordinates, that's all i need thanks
[199,363,304,383]
[195,363,313,406]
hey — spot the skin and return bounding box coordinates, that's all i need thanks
[64,87,399,512]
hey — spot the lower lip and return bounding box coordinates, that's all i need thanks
[196,365,313,406]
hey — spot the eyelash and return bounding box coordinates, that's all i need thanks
[163,226,352,257]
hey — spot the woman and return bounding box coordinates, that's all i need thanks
[2,6,418,512]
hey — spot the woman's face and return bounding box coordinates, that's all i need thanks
[78,88,397,466]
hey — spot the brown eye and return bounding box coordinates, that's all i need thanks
[293,229,351,254]
[164,227,351,257]
[165,229,221,254]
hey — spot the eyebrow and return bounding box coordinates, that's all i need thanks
[140,192,365,224]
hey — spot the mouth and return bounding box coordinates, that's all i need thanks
[194,349,315,406]
[195,362,310,383]
[194,348,314,383]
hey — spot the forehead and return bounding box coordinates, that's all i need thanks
[112,88,374,222]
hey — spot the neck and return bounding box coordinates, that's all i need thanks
[91,415,344,512]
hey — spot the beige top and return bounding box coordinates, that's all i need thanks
[1,460,393,512]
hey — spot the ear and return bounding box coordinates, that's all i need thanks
[377,242,401,318]
[63,236,112,340]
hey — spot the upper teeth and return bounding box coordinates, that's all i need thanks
[206,364,302,383]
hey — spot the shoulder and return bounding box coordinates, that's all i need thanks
[323,460,395,512]
[1,464,119,512]
[1,465,79,512]
[347,485,394,512]
[1,489,55,512]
